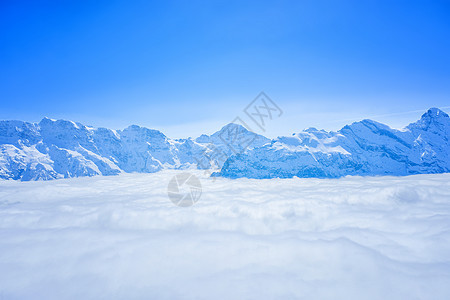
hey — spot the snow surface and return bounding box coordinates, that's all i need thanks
[0,119,269,180]
[1,171,450,299]
[1,107,450,181]
[219,108,450,178]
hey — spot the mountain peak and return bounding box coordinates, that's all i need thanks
[408,108,449,130]
[121,125,167,139]
[217,123,249,133]
[39,117,56,123]
[39,117,85,130]
[195,123,258,143]
[422,108,449,120]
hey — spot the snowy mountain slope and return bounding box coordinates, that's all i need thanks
[0,118,267,180]
[218,108,450,178]
[195,123,270,167]
[1,108,449,181]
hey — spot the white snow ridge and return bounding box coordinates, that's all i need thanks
[1,108,450,180]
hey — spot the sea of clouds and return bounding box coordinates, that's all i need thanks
[1,171,450,299]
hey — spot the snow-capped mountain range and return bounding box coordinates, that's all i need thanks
[0,117,269,180]
[1,108,449,180]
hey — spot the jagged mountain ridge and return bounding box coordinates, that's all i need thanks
[0,119,268,180]
[0,108,449,180]
[218,108,450,178]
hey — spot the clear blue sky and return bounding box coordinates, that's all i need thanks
[1,0,450,138]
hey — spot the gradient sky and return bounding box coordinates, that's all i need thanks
[1,0,450,138]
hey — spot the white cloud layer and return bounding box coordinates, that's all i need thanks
[1,171,450,299]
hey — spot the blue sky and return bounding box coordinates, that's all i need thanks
[1,0,450,138]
